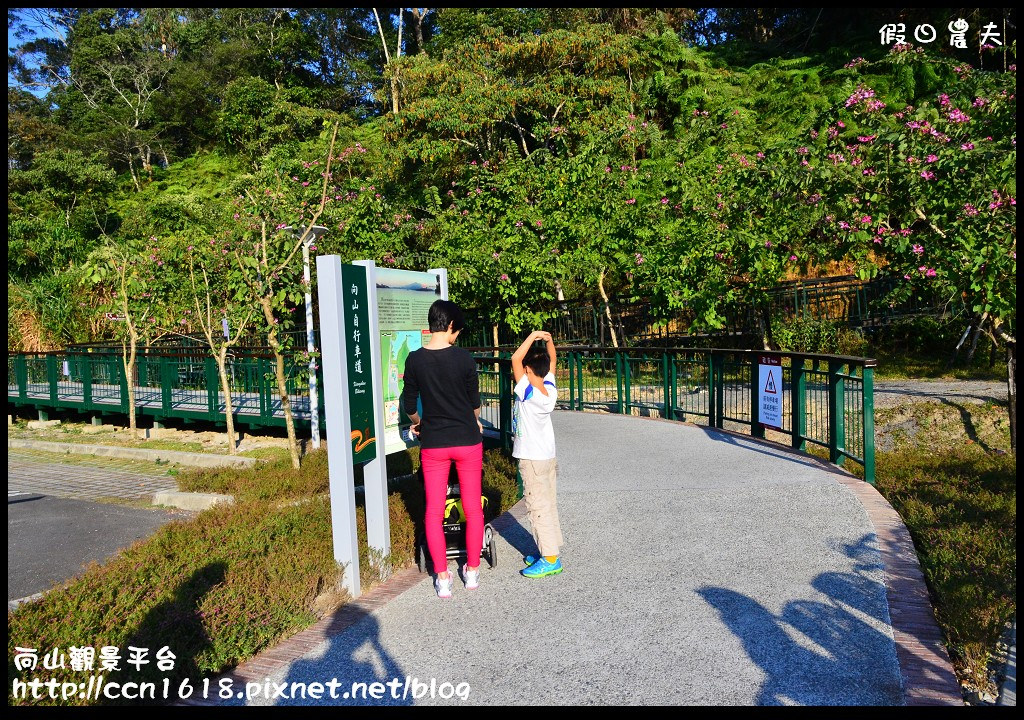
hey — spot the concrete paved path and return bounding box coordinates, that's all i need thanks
[218,411,927,706]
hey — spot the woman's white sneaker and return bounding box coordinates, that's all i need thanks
[434,574,453,599]
[461,564,480,590]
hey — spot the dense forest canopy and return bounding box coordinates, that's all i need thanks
[7,7,1016,355]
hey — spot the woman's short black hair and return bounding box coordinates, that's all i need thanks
[427,299,465,333]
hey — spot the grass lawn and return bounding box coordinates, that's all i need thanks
[851,401,1015,692]
[7,446,519,706]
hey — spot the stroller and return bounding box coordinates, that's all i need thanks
[415,472,498,573]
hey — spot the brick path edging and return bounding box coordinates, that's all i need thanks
[834,474,964,706]
[176,565,426,706]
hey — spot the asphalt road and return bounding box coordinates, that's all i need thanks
[7,491,180,603]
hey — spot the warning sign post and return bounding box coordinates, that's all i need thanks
[758,355,782,430]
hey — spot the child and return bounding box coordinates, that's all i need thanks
[511,330,564,578]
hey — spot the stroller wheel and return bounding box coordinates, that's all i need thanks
[484,525,497,569]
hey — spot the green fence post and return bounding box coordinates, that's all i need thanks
[614,352,623,414]
[82,355,93,409]
[662,351,672,420]
[118,357,130,415]
[714,353,725,429]
[499,360,512,451]
[205,357,218,419]
[618,350,626,413]
[707,352,716,428]
[567,351,576,411]
[828,361,845,466]
[47,354,59,405]
[750,353,764,438]
[16,355,28,400]
[791,357,807,451]
[161,355,172,416]
[670,353,678,421]
[863,365,876,484]
[257,357,268,423]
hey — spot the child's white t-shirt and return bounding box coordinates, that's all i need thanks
[512,373,557,460]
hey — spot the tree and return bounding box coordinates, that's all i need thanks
[230,123,339,468]
[84,238,172,437]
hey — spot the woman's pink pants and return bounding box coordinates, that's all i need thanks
[420,443,484,574]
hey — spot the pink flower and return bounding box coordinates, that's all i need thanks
[920,170,936,180]
[925,154,938,163]
[946,108,971,124]
[918,265,927,273]
[661,198,669,204]
[535,220,543,227]
[904,274,912,280]
[839,221,851,230]
[860,216,872,224]
[492,252,500,259]
[857,135,876,143]
[500,273,509,281]
[635,253,644,265]
[605,166,611,172]
[789,255,798,261]
[625,199,636,205]
[963,203,979,216]
[912,244,924,254]
[756,152,765,159]
[764,241,772,248]
[515,221,524,227]
[925,268,937,277]
[862,168,876,176]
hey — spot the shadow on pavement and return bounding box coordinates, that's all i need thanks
[271,605,411,706]
[698,533,948,705]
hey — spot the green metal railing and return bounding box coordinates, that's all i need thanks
[468,346,876,484]
[10,345,875,482]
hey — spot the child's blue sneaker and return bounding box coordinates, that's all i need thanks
[522,556,562,579]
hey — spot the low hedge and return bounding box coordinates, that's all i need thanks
[8,446,520,705]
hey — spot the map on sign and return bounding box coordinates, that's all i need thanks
[375,268,441,454]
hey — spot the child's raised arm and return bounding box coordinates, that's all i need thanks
[542,331,556,373]
[511,330,544,382]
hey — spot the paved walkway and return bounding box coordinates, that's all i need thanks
[8,450,178,501]
[193,411,959,706]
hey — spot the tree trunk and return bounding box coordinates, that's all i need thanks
[411,8,427,54]
[758,302,773,351]
[123,339,138,439]
[1008,341,1016,453]
[273,345,300,468]
[262,297,300,468]
[966,312,988,365]
[597,269,619,348]
[215,351,238,455]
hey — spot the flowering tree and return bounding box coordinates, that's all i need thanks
[803,47,1016,447]
[230,123,339,468]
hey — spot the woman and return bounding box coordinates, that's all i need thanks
[401,300,484,599]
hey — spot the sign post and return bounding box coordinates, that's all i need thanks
[315,255,361,598]
[317,259,449,591]
[758,354,782,432]
[354,260,390,558]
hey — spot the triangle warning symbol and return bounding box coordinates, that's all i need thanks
[764,369,778,394]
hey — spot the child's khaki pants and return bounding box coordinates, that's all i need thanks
[519,458,563,557]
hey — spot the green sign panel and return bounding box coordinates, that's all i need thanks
[341,264,376,464]
[375,268,442,454]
